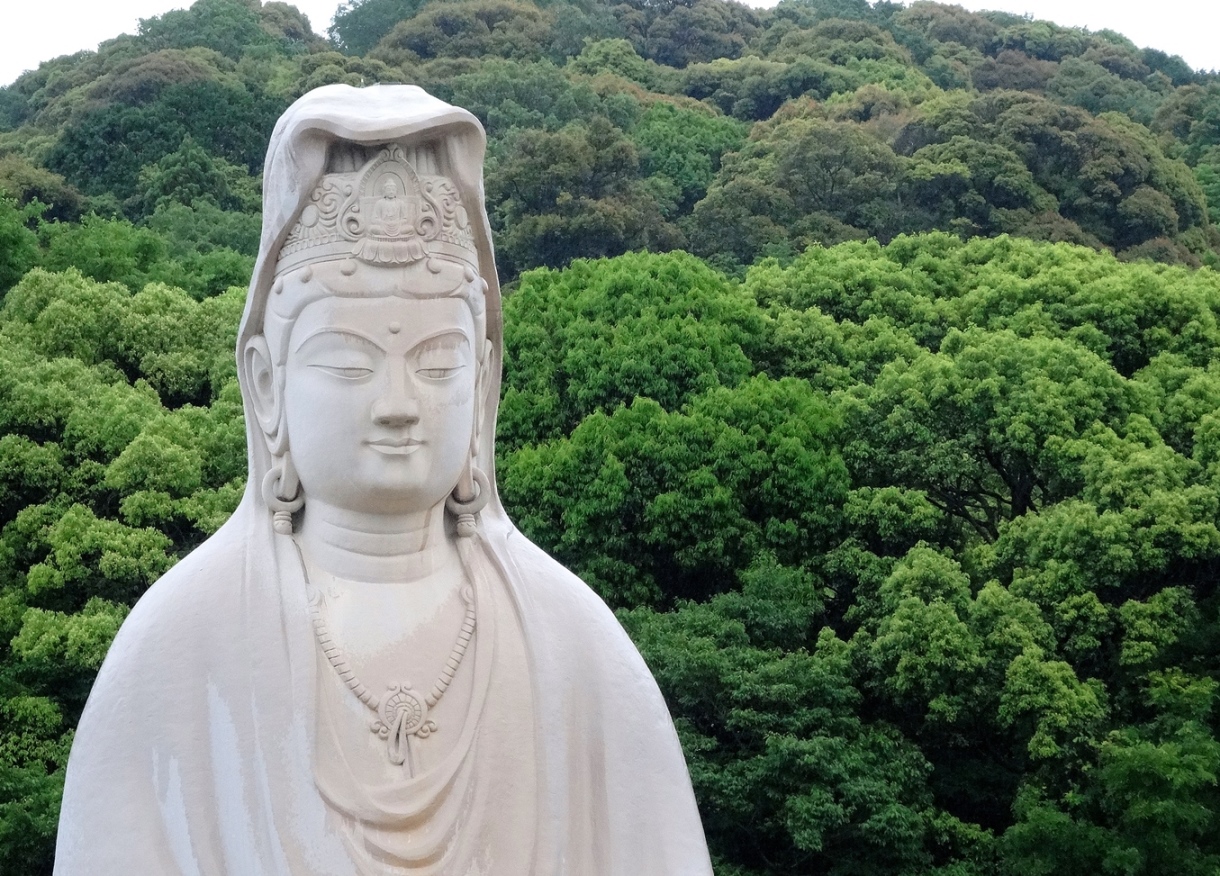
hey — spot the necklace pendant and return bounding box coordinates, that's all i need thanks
[372,683,437,768]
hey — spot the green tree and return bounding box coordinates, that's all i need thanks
[136,0,288,59]
[132,136,261,218]
[689,108,905,268]
[486,116,682,276]
[630,101,746,210]
[499,250,766,447]
[330,0,430,55]
[0,195,39,294]
[370,0,556,65]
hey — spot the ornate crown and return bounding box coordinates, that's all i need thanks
[275,144,478,276]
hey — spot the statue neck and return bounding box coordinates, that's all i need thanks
[294,500,455,583]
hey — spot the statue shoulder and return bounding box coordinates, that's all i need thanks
[502,528,621,625]
[93,521,250,686]
[499,527,656,677]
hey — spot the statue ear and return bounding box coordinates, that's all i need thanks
[245,336,284,449]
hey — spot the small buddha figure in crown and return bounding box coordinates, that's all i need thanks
[54,84,713,876]
[370,178,412,238]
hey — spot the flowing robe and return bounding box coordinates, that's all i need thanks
[55,500,713,875]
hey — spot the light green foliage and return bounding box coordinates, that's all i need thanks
[500,251,765,446]
[38,216,251,300]
[0,265,246,872]
[630,102,746,211]
[0,195,39,293]
[869,547,984,722]
[568,38,668,90]
[13,598,130,672]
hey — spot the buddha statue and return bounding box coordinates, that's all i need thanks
[54,85,713,875]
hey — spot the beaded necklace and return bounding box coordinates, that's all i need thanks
[293,540,476,776]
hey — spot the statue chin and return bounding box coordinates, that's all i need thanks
[53,84,714,876]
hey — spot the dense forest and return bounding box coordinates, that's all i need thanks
[2,0,1220,873]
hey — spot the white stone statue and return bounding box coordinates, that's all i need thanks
[54,85,713,875]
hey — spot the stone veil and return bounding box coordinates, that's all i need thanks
[54,85,713,876]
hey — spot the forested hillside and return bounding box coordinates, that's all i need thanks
[2,0,1220,873]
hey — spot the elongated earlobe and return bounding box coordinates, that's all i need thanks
[263,452,304,535]
[447,467,489,538]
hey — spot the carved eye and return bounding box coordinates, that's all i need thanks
[415,337,466,379]
[312,365,374,379]
[417,366,460,379]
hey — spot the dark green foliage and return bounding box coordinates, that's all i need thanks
[132,136,261,218]
[688,106,906,266]
[503,382,847,607]
[369,0,558,66]
[6,0,1215,275]
[622,0,761,69]
[485,116,684,276]
[0,196,39,294]
[495,236,1220,875]
[425,58,611,138]
[0,158,84,225]
[46,80,279,205]
[45,102,188,202]
[330,0,431,56]
[144,202,261,258]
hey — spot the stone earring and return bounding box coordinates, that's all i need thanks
[262,452,305,535]
[446,467,490,538]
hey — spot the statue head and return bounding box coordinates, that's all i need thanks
[236,86,502,537]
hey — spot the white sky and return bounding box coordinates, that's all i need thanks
[2,0,1218,88]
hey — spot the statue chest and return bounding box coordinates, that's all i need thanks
[314,578,476,779]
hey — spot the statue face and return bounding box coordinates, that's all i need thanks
[279,281,478,517]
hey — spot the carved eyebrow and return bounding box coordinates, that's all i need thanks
[293,327,386,354]
[410,329,471,353]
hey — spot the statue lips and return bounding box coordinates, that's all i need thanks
[366,437,423,456]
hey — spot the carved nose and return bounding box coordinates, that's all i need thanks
[371,394,419,427]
